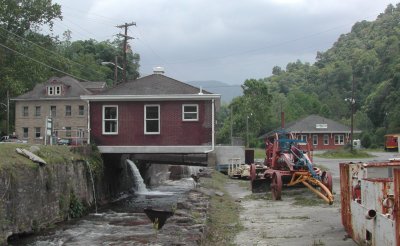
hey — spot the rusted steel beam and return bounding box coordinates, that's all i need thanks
[339,163,353,238]
[394,169,400,246]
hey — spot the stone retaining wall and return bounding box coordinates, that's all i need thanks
[0,160,95,244]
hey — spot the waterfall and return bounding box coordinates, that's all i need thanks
[85,161,98,213]
[126,159,149,193]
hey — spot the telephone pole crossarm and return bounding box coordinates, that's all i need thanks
[116,22,136,83]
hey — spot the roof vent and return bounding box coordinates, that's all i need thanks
[153,66,165,74]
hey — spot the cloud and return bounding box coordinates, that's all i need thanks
[53,0,398,84]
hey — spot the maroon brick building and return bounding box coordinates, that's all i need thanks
[81,71,220,157]
[262,115,361,150]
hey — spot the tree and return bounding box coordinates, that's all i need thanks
[0,0,62,133]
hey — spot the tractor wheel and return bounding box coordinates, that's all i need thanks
[321,171,333,195]
[271,172,282,200]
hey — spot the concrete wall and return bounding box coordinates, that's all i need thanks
[214,146,245,165]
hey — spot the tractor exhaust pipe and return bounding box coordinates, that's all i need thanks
[365,209,377,220]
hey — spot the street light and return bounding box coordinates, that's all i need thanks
[246,113,253,148]
[0,90,9,136]
[101,57,123,85]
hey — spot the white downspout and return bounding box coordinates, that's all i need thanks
[87,100,91,144]
[205,99,215,153]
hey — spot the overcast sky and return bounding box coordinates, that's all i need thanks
[51,0,399,85]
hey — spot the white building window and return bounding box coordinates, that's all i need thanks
[35,106,41,117]
[55,86,61,95]
[323,134,329,145]
[65,105,72,116]
[65,126,72,137]
[47,85,62,96]
[23,127,29,139]
[22,106,28,117]
[48,86,54,95]
[182,104,198,121]
[102,105,118,134]
[145,105,160,134]
[50,106,56,117]
[334,134,344,145]
[35,127,41,138]
[78,105,85,116]
[298,134,307,142]
[312,134,318,145]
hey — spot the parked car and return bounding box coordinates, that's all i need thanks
[0,135,27,143]
[57,138,71,145]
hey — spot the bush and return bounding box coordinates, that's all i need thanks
[68,191,85,218]
[361,133,372,148]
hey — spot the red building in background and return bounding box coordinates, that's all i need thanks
[261,115,361,150]
[81,70,220,158]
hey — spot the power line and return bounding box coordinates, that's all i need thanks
[0,41,90,82]
[0,26,107,77]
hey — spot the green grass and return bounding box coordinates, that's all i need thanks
[254,148,265,159]
[315,149,375,159]
[202,172,243,246]
[0,144,83,171]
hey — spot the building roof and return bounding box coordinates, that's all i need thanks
[99,74,212,95]
[81,73,221,101]
[260,114,361,138]
[80,81,107,90]
[13,76,92,101]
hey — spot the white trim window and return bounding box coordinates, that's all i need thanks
[323,134,329,145]
[78,105,85,116]
[312,134,318,145]
[22,106,29,117]
[182,104,199,121]
[47,85,62,96]
[23,127,29,139]
[65,105,72,117]
[102,105,118,135]
[334,134,344,145]
[55,85,61,95]
[298,134,307,142]
[145,105,160,134]
[35,106,41,117]
[50,105,56,117]
[48,86,54,95]
[65,126,72,137]
[35,127,41,138]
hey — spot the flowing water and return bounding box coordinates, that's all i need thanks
[126,159,149,193]
[85,161,98,214]
[9,162,200,246]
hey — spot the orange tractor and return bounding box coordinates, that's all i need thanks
[250,130,334,205]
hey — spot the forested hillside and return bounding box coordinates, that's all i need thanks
[0,0,140,136]
[217,3,400,147]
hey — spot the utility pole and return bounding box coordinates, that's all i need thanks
[350,74,355,151]
[6,89,9,136]
[116,22,135,83]
[230,106,233,146]
[114,56,118,85]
